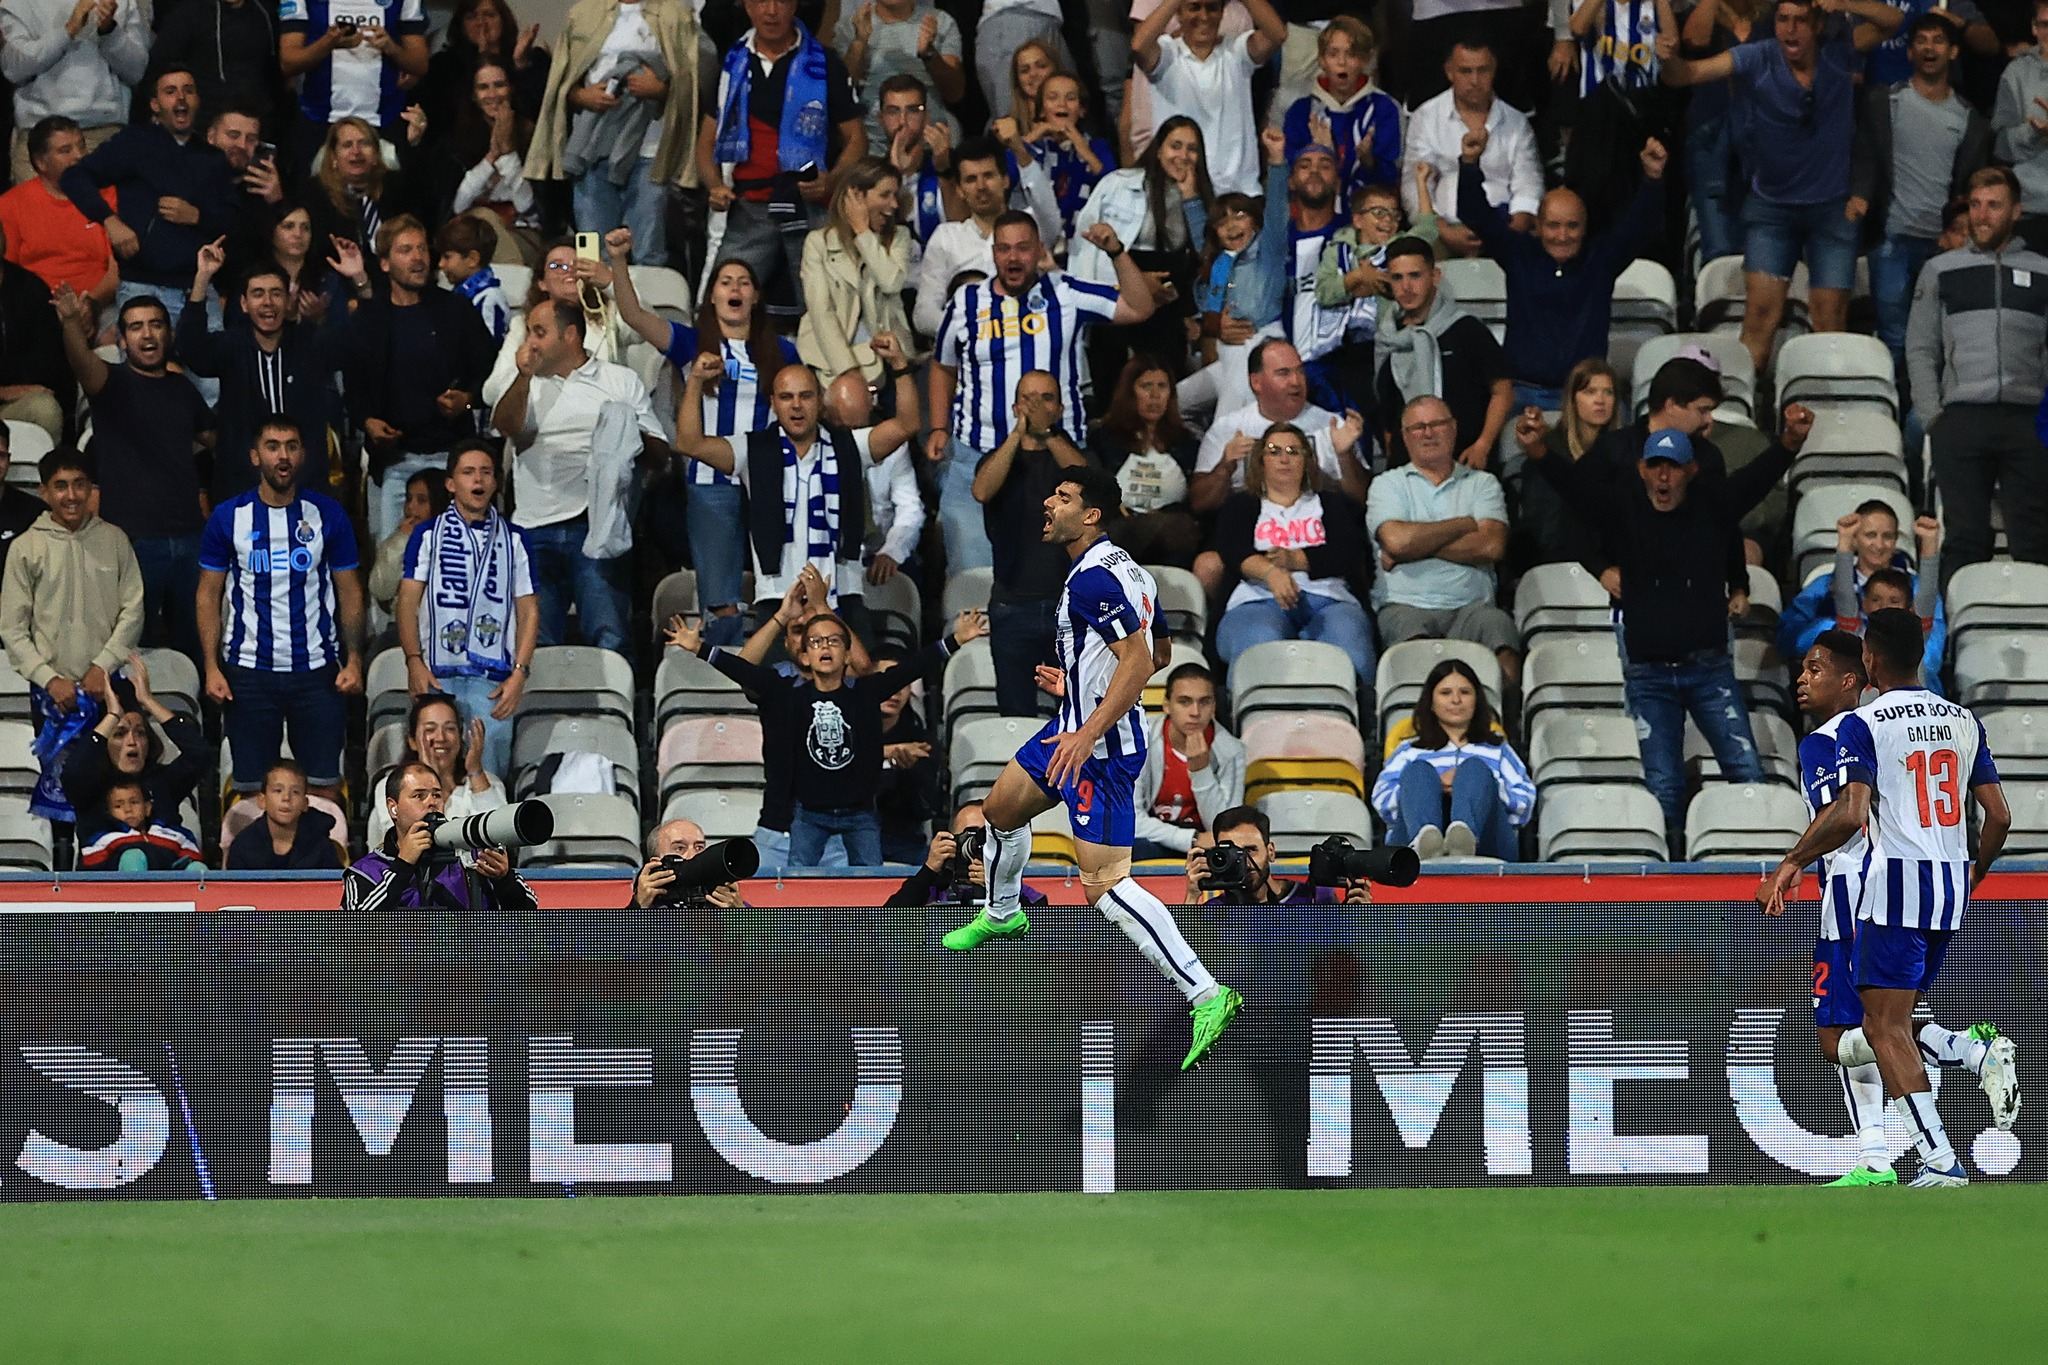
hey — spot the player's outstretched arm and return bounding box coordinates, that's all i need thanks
[1972,782,2011,890]
[1759,782,1871,914]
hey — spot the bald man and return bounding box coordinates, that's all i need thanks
[631,818,746,908]
[1455,127,1670,419]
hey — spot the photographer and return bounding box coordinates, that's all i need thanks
[342,762,537,912]
[885,800,1051,909]
[1181,805,1371,907]
[631,819,747,910]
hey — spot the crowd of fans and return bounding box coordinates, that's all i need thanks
[0,0,2034,888]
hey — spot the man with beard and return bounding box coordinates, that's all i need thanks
[59,66,238,327]
[909,135,1010,338]
[1372,237,1511,470]
[179,241,343,502]
[198,416,365,802]
[52,287,213,663]
[1278,141,1356,413]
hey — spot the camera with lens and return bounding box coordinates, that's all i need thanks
[656,837,760,907]
[1198,840,1259,893]
[423,800,555,859]
[1308,834,1420,890]
[940,825,987,902]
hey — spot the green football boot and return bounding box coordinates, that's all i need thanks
[1182,987,1244,1071]
[942,907,1030,951]
[1824,1165,1899,1188]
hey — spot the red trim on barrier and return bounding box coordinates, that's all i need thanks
[2,870,2044,910]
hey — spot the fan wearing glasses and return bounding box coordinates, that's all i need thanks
[1661,0,1902,375]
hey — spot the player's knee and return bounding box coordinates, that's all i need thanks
[1082,874,1119,907]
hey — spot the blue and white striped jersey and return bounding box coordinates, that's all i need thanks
[1799,715,1871,942]
[279,0,427,126]
[934,272,1119,451]
[1055,538,1156,762]
[199,489,360,673]
[1833,687,2000,930]
[666,325,800,487]
[1579,0,1662,98]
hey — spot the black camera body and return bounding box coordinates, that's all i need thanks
[939,825,987,902]
[1308,834,1420,889]
[1198,840,1259,893]
[654,838,759,907]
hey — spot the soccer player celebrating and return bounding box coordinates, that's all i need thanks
[942,466,1244,1070]
[1760,610,2019,1187]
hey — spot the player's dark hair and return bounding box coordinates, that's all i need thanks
[104,779,149,817]
[254,413,303,448]
[1247,336,1299,377]
[1165,662,1214,695]
[1811,629,1869,685]
[1863,608,1924,681]
[1211,805,1271,842]
[1862,567,1914,602]
[1646,357,1725,412]
[239,258,291,295]
[1060,466,1125,524]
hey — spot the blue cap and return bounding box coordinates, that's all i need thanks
[1642,429,1695,465]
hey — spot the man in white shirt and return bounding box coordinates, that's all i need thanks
[1131,0,1287,196]
[488,300,666,651]
[911,136,1011,338]
[1190,338,1369,514]
[1401,40,1543,258]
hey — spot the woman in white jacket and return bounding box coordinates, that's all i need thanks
[797,157,915,387]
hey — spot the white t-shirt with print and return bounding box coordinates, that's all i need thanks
[1224,492,1357,611]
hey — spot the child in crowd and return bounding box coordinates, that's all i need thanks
[1177,128,1293,419]
[226,759,347,870]
[78,781,206,871]
[1018,73,1116,247]
[1280,17,1402,206]
[436,215,513,344]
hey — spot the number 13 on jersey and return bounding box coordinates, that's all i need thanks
[1906,749,1961,827]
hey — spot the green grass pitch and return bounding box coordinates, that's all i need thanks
[5,1185,2044,1362]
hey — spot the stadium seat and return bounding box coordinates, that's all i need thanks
[661,787,762,839]
[1955,634,2048,709]
[1255,789,1372,856]
[0,721,35,798]
[1607,259,1678,389]
[1538,782,1667,862]
[1786,408,1907,495]
[1979,710,2048,782]
[134,649,201,721]
[1735,564,1783,643]
[1031,803,1078,865]
[655,646,747,729]
[0,798,54,871]
[1630,332,1756,418]
[1441,257,1507,340]
[942,567,993,621]
[524,646,635,724]
[1684,783,1810,861]
[948,715,1040,804]
[629,264,694,319]
[1147,564,1208,644]
[1522,634,1625,720]
[1527,711,1644,787]
[1234,639,1359,728]
[863,570,922,652]
[1143,640,1209,714]
[657,715,764,804]
[1513,562,1614,641]
[1998,781,2048,855]
[1731,638,1793,720]
[511,714,640,803]
[367,719,408,785]
[494,264,532,300]
[1791,483,1915,583]
[522,792,640,868]
[0,655,30,723]
[1241,712,1367,801]
[4,420,52,486]
[1946,562,2048,644]
[1373,638,1500,738]
[650,570,697,647]
[367,647,412,730]
[1775,334,1899,419]
[1685,710,1799,787]
[942,639,1002,728]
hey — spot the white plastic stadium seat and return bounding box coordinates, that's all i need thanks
[1255,789,1372,857]
[367,647,412,730]
[1147,564,1208,643]
[629,264,694,319]
[1522,635,1625,720]
[1630,332,1756,418]
[0,721,35,797]
[134,648,202,721]
[1979,710,2048,782]
[662,787,763,839]
[948,715,1040,805]
[4,420,53,485]
[1946,562,2048,644]
[524,646,635,723]
[651,569,698,647]
[1233,639,1359,727]
[1441,258,1507,341]
[1685,782,1810,860]
[863,570,922,652]
[942,567,993,621]
[1774,333,1899,419]
[1607,258,1678,389]
[494,264,532,301]
[1998,781,2048,855]
[0,798,53,871]
[658,715,764,802]
[1513,562,1614,641]
[656,646,746,728]
[367,720,408,786]
[522,792,640,868]
[1731,638,1793,720]
[1685,710,1799,788]
[1955,634,2048,709]
[511,714,641,803]
[1791,483,1915,583]
[1787,408,1907,495]
[1539,782,1667,863]
[1527,712,1644,787]
[942,639,1003,728]
[1374,638,1501,738]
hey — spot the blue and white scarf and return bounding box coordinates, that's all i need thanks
[420,503,518,680]
[29,686,100,823]
[782,432,840,588]
[911,164,945,242]
[713,23,830,176]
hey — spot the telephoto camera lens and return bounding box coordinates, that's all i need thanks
[429,800,555,853]
[1308,835,1420,889]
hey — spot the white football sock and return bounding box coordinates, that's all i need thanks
[982,823,1031,922]
[1895,1091,1957,1172]
[1835,1027,1877,1068]
[1917,1022,1989,1075]
[1099,878,1218,1004]
[1841,1064,1890,1169]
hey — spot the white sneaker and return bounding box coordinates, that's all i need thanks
[1980,1034,2021,1132]
[1444,821,1477,859]
[1908,1163,1969,1188]
[1412,825,1443,859]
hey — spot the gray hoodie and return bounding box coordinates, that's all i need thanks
[1132,718,1247,855]
[1904,235,2048,425]
[1994,50,2048,216]
[0,511,143,687]
[0,0,152,130]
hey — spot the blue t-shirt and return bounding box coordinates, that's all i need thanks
[1729,17,1859,205]
[1864,0,1984,86]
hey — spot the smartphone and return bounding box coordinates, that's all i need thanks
[254,140,278,165]
[337,18,357,33]
[575,232,602,261]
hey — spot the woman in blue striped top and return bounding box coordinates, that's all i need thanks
[1372,659,1536,861]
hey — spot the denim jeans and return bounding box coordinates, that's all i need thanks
[789,805,882,869]
[1623,649,1763,856]
[1216,593,1378,695]
[573,155,666,267]
[941,438,994,574]
[1870,232,1938,381]
[223,662,347,789]
[524,516,631,652]
[439,671,514,780]
[1385,755,1518,859]
[372,451,446,544]
[130,532,203,667]
[990,597,1058,717]
[1686,120,1744,266]
[685,480,749,646]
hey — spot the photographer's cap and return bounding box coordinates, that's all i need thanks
[1642,429,1694,466]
